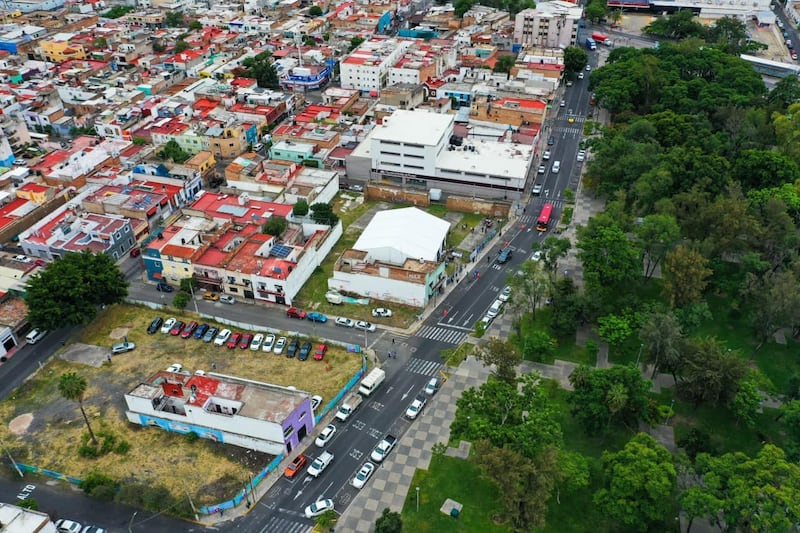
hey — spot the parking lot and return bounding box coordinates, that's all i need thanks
[0,303,362,505]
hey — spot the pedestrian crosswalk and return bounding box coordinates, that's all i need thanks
[405,357,443,377]
[261,514,309,533]
[553,126,584,135]
[416,325,467,345]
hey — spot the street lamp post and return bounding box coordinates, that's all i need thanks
[128,511,138,533]
[416,486,420,512]
[635,343,644,367]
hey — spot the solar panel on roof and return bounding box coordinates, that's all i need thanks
[270,244,292,258]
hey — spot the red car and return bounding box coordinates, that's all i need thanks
[180,321,198,339]
[284,454,308,479]
[227,332,242,349]
[169,321,185,336]
[130,248,141,258]
[286,307,307,319]
[239,333,253,349]
[314,344,328,361]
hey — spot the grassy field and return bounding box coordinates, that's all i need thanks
[0,303,361,505]
[400,454,510,533]
[513,309,597,366]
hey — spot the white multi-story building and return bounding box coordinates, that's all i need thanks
[339,37,414,93]
[514,2,583,49]
[346,109,534,199]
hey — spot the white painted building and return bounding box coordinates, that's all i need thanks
[513,2,583,49]
[328,207,450,308]
[346,109,534,199]
[339,37,414,93]
[125,369,316,454]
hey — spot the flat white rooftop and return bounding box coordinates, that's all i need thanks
[372,110,453,147]
[437,139,532,180]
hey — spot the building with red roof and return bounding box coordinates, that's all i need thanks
[143,190,342,306]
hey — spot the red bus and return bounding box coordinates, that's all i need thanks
[536,203,554,232]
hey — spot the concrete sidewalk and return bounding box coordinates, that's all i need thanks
[335,356,492,532]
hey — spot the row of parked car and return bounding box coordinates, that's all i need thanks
[147,316,328,360]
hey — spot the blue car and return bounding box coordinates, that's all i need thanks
[194,323,209,339]
[306,312,328,323]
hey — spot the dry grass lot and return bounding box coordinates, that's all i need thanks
[0,304,361,505]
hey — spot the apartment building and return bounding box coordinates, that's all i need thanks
[513,2,583,49]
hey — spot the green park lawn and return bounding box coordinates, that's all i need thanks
[400,454,510,533]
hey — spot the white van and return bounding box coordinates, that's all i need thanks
[26,329,47,344]
[552,161,561,173]
[358,368,386,396]
[487,299,503,319]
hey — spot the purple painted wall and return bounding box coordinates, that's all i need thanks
[282,397,315,452]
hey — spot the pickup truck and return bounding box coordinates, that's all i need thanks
[308,451,334,477]
[335,392,363,422]
[370,434,397,463]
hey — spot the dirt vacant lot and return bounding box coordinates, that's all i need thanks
[0,304,362,505]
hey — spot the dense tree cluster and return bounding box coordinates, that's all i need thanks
[233,52,280,89]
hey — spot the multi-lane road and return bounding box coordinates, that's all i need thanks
[0,53,595,531]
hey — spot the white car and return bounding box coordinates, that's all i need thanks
[166,363,183,373]
[538,164,546,174]
[304,498,334,518]
[354,321,376,332]
[578,72,584,80]
[311,395,322,411]
[315,424,337,447]
[274,336,287,355]
[585,64,591,71]
[111,341,136,354]
[371,307,392,318]
[214,328,232,346]
[577,150,586,162]
[405,395,427,420]
[531,251,542,261]
[220,294,235,304]
[262,333,276,352]
[498,286,511,302]
[308,451,334,477]
[542,150,551,160]
[560,100,565,107]
[532,183,543,195]
[351,462,375,489]
[160,317,176,334]
[335,317,355,328]
[424,377,440,395]
[250,333,264,351]
[55,519,82,533]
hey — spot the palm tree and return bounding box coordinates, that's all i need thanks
[606,382,628,430]
[639,311,683,380]
[58,372,97,445]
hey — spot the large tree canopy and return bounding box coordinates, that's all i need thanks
[25,251,129,330]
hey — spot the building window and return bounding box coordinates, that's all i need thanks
[283,426,294,439]
[405,164,423,170]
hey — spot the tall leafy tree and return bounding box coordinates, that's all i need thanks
[473,441,560,531]
[568,365,651,434]
[493,55,516,74]
[678,337,748,406]
[639,310,683,379]
[744,269,800,351]
[576,215,642,306]
[563,46,588,73]
[374,508,402,533]
[451,373,562,459]
[25,251,129,330]
[59,373,98,445]
[472,338,521,384]
[549,277,582,338]
[644,10,707,39]
[310,202,339,226]
[238,52,279,89]
[634,213,680,281]
[538,236,571,282]
[594,433,677,532]
[662,245,712,308]
[729,378,761,428]
[506,258,549,320]
[689,445,800,532]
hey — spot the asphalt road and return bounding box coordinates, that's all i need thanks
[2,55,594,530]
